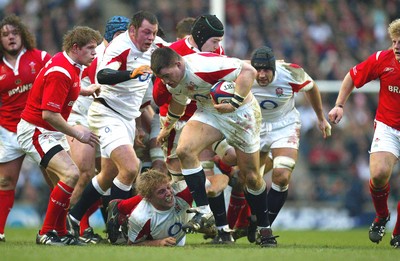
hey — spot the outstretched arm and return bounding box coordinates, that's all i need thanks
[328,72,355,124]
[304,82,331,138]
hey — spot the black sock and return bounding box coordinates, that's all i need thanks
[100,195,111,223]
[70,181,102,221]
[209,192,227,227]
[267,188,288,225]
[110,183,132,200]
[184,170,209,206]
[245,187,270,227]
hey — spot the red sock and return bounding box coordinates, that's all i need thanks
[369,180,390,218]
[227,191,246,229]
[393,201,400,236]
[41,181,73,235]
[80,199,101,235]
[0,190,15,234]
[235,201,251,228]
[118,195,143,216]
[214,156,233,176]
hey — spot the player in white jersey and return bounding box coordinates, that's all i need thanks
[67,11,158,241]
[127,169,192,246]
[151,47,277,247]
[66,16,129,244]
[246,46,331,244]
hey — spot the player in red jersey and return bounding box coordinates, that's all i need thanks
[16,26,102,246]
[66,16,129,244]
[329,18,400,248]
[152,14,233,244]
[0,14,51,243]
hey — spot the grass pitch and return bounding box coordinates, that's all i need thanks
[1,228,399,261]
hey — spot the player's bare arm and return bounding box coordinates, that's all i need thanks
[304,83,332,138]
[328,73,355,124]
[42,110,99,147]
[156,99,186,145]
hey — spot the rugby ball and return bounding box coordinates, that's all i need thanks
[210,81,235,104]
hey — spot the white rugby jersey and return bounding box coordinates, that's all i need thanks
[71,42,106,116]
[168,52,243,111]
[251,61,314,121]
[127,181,192,246]
[97,31,157,119]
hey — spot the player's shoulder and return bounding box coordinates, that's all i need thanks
[129,199,150,222]
[278,60,307,74]
[372,49,394,62]
[25,48,50,61]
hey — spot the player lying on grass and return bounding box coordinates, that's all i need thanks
[106,169,227,246]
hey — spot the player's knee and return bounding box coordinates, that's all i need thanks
[271,172,290,187]
[0,175,15,189]
[244,170,262,188]
[370,165,391,183]
[176,145,195,162]
[63,166,81,187]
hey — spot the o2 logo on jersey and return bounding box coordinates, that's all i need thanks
[259,100,278,110]
[137,73,152,82]
[168,222,183,237]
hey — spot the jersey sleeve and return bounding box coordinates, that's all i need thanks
[350,51,381,88]
[41,71,71,113]
[281,62,314,92]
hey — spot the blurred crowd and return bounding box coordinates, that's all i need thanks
[2,0,399,220]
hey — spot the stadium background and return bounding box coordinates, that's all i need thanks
[2,0,399,230]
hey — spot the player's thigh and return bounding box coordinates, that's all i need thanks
[370,151,397,181]
[110,144,140,174]
[178,120,222,155]
[67,132,96,173]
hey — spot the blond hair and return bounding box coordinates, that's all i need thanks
[388,19,400,39]
[136,169,171,199]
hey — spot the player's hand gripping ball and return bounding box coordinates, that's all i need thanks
[210,80,235,104]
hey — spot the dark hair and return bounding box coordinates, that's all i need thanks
[150,47,181,75]
[130,10,158,29]
[0,14,36,57]
[176,17,195,39]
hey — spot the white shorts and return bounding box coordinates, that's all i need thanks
[190,97,261,154]
[260,110,301,153]
[68,109,89,128]
[68,96,93,128]
[88,100,136,158]
[159,116,187,159]
[0,125,25,162]
[16,119,69,168]
[370,120,400,158]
